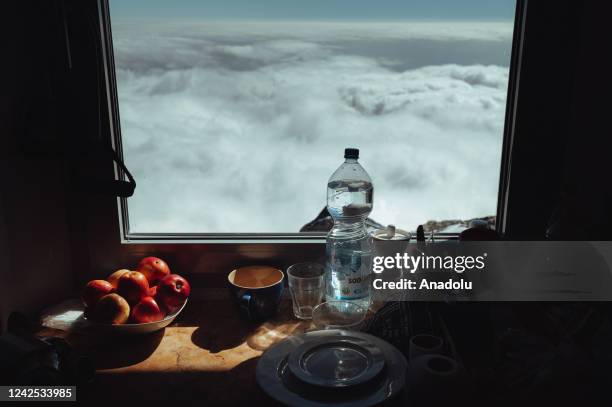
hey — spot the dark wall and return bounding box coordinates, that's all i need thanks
[0,0,110,331]
[1,1,76,331]
[505,1,612,239]
[560,1,612,239]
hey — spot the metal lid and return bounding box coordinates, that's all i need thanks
[372,225,411,241]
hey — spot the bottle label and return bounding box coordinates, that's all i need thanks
[327,246,371,300]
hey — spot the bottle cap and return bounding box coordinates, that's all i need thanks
[344,148,359,159]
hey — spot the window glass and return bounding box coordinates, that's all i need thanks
[109,0,516,233]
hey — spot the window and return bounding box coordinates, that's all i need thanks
[103,0,518,239]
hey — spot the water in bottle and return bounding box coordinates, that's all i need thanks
[325,148,374,309]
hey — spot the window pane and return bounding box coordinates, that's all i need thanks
[109,0,516,233]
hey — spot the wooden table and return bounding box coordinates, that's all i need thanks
[55,299,313,405]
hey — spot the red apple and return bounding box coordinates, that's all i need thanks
[116,271,150,306]
[148,285,157,297]
[131,296,165,323]
[90,293,130,324]
[156,274,190,313]
[107,269,130,289]
[137,257,170,286]
[82,280,114,308]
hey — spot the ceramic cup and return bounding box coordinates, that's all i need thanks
[228,266,284,321]
[409,334,444,360]
[372,225,412,259]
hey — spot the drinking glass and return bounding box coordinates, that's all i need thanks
[287,262,325,320]
[312,301,366,330]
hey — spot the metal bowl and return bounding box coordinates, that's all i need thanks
[84,298,188,335]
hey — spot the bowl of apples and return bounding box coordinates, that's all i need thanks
[82,257,190,335]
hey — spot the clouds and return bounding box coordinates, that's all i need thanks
[113,21,513,233]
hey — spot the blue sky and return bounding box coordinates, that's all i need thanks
[109,0,515,21]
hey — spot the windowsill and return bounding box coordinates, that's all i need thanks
[120,233,460,244]
[34,271,387,403]
[39,298,279,403]
[37,295,381,404]
[122,235,327,244]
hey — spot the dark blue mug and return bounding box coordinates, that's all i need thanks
[228,266,284,321]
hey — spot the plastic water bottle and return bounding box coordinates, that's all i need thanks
[325,148,374,308]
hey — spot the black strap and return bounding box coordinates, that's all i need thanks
[105,144,136,197]
[72,141,136,198]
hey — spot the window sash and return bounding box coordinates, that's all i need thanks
[97,0,525,243]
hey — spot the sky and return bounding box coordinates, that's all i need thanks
[108,2,516,233]
[109,0,515,21]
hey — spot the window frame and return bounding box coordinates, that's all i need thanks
[97,0,525,244]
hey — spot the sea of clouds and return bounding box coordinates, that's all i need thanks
[111,21,513,233]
